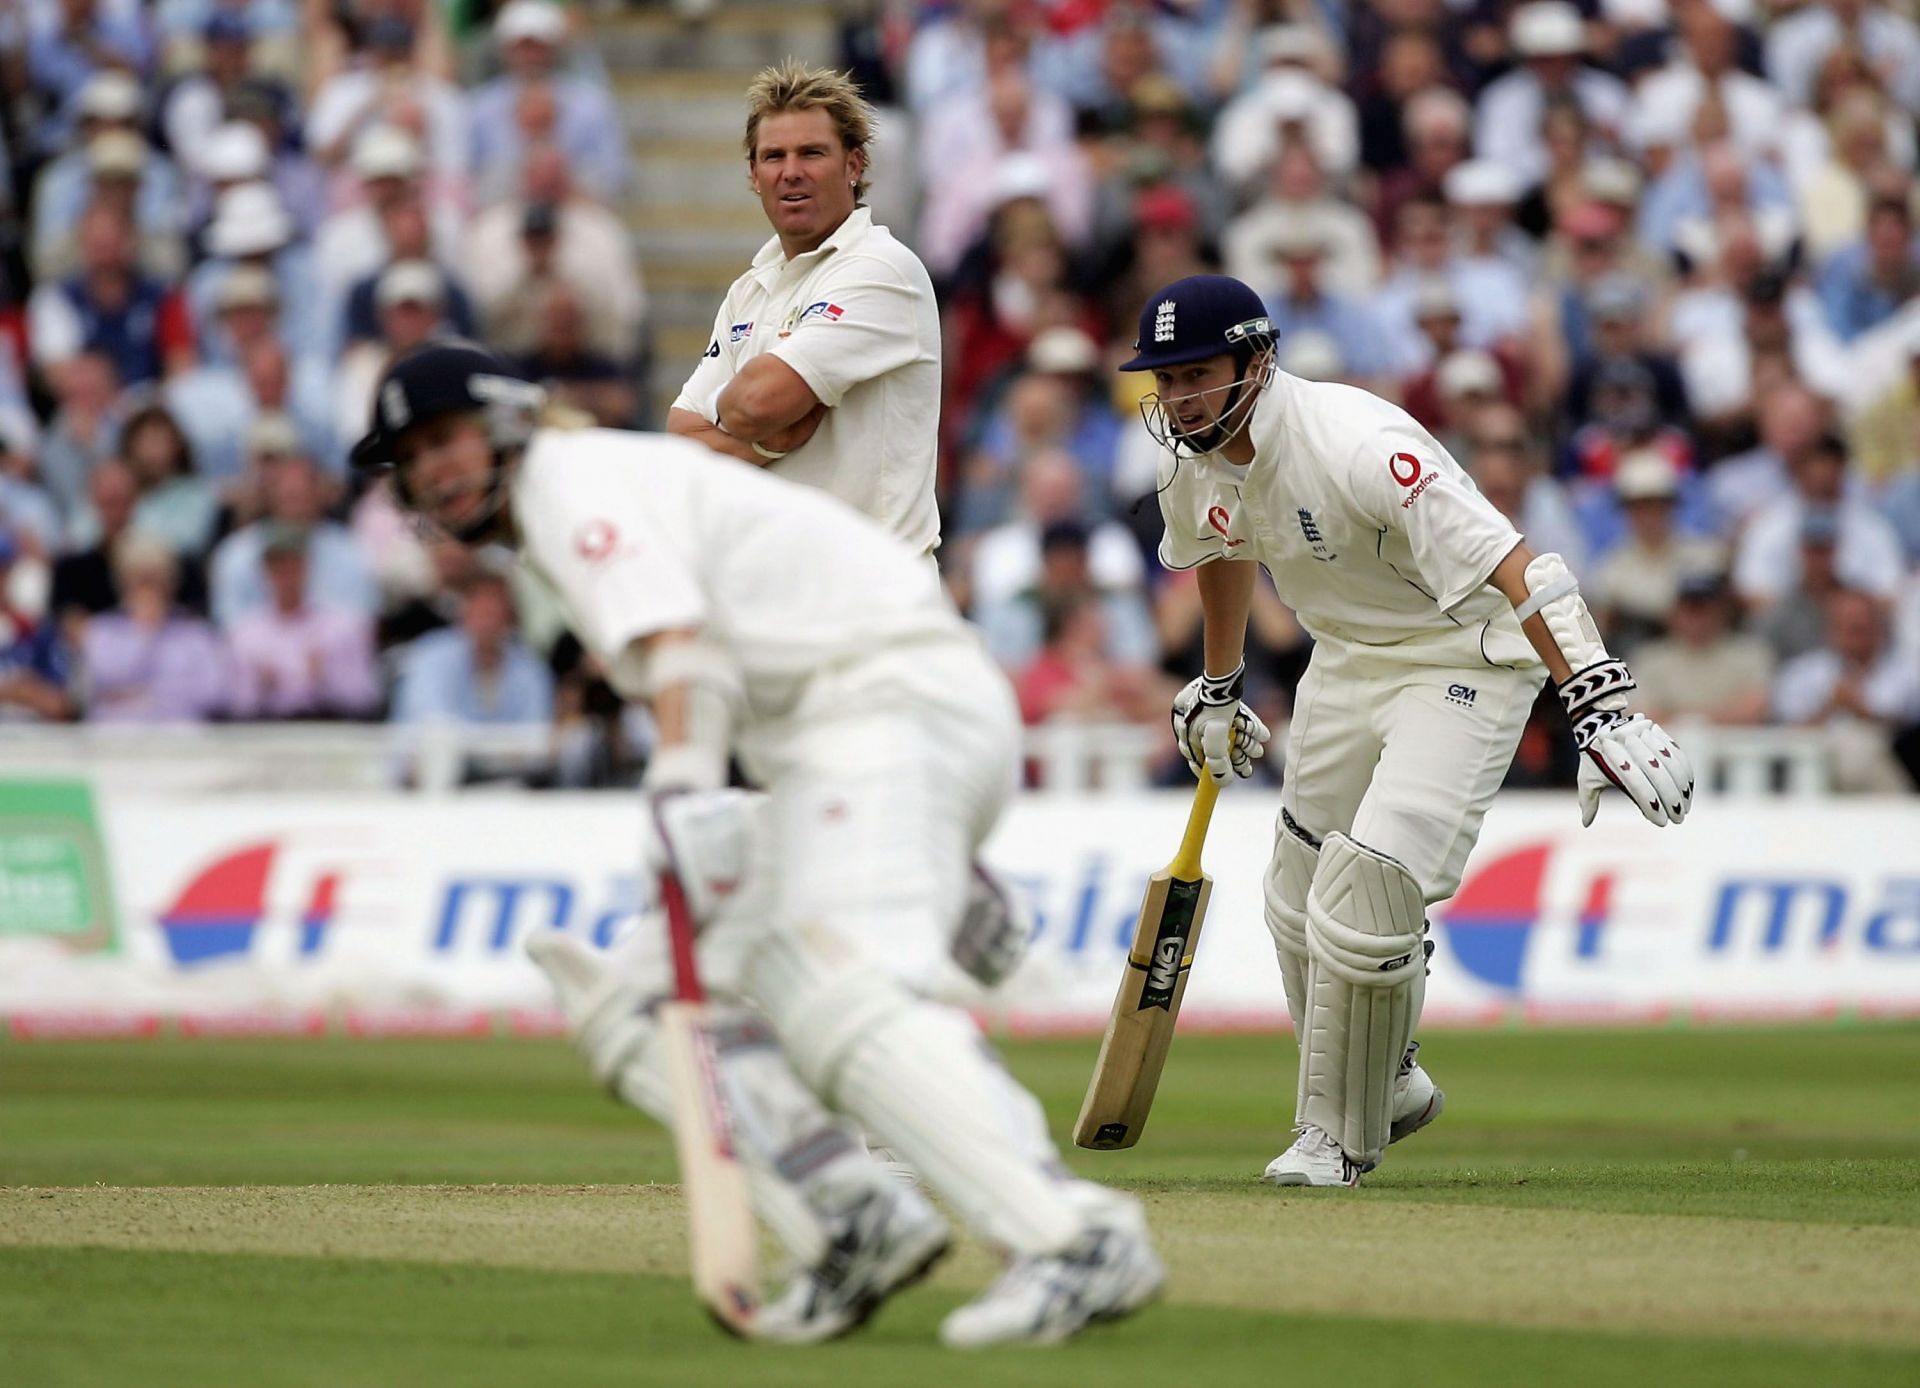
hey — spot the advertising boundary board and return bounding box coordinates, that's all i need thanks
[1,787,1917,1039]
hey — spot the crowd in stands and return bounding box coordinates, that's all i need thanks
[0,0,647,779]
[846,0,1920,792]
[0,0,1916,795]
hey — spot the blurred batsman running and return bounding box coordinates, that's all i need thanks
[668,61,941,558]
[351,341,1162,1346]
[1119,276,1695,1187]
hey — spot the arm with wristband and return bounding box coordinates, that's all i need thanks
[1490,544,1695,828]
[1170,558,1272,784]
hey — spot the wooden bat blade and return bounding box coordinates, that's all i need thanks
[1073,867,1213,1150]
[659,1000,761,1336]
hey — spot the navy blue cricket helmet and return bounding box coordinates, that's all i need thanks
[1120,275,1276,456]
[350,339,546,542]
[1119,274,1273,373]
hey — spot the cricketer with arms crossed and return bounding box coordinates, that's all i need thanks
[1121,276,1695,1187]
[351,341,1163,1346]
[668,60,941,558]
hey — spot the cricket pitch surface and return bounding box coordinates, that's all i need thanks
[4,1029,1917,1386]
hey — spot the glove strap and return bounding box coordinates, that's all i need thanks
[1557,658,1635,718]
[1198,661,1246,706]
[1569,704,1629,752]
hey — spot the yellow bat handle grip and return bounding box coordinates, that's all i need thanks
[1166,771,1219,881]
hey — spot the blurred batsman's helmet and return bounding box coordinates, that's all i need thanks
[1119,274,1276,457]
[350,339,545,542]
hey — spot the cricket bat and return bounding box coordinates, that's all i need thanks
[1073,772,1221,1150]
[657,863,761,1337]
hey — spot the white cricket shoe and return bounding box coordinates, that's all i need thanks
[1389,1041,1446,1147]
[1262,1124,1365,1187]
[754,1184,952,1344]
[939,1198,1164,1348]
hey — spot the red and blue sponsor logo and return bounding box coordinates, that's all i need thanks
[797,301,845,324]
[1435,842,1614,992]
[157,842,339,965]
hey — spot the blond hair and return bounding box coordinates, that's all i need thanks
[742,59,875,201]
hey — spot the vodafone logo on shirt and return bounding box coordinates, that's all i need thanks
[1207,506,1246,547]
[1390,451,1438,508]
[574,520,621,563]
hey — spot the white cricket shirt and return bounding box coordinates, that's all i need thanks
[511,428,965,740]
[673,207,942,555]
[1157,372,1541,670]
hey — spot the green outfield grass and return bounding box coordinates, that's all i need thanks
[3,1027,1919,1386]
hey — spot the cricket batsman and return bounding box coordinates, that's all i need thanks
[351,340,1162,1345]
[1118,276,1695,1186]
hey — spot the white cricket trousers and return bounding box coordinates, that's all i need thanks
[713,634,1021,996]
[1276,643,1543,901]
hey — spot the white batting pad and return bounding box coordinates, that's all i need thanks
[834,1002,1088,1257]
[1262,814,1318,1034]
[1296,832,1428,1165]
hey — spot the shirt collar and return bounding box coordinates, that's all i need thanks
[749,206,873,285]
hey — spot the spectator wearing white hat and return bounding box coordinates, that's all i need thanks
[1773,585,1920,794]
[1767,0,1920,118]
[1631,0,1783,165]
[1260,218,1400,389]
[1210,27,1359,195]
[1371,193,1531,373]
[1371,86,1472,251]
[1629,569,1774,727]
[186,181,324,366]
[33,130,184,282]
[1224,138,1381,298]
[461,144,645,361]
[1735,431,1907,612]
[333,260,453,450]
[306,14,469,191]
[27,0,153,133]
[1446,158,1537,281]
[209,451,376,630]
[468,0,626,204]
[1589,449,1728,652]
[1639,142,1798,264]
[339,197,476,351]
[30,74,182,282]
[971,326,1124,512]
[1400,296,1526,442]
[918,61,1091,280]
[1474,2,1629,188]
[160,10,263,169]
[165,267,338,481]
[1460,405,1590,580]
[314,124,466,335]
[1784,88,1916,267]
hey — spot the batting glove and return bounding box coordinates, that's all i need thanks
[1558,660,1694,827]
[1172,662,1271,784]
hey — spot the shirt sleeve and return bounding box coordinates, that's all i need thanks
[1154,452,1222,571]
[670,288,741,423]
[518,455,707,663]
[767,255,927,409]
[1343,420,1522,611]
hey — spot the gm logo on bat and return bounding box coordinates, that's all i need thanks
[1146,936,1182,995]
